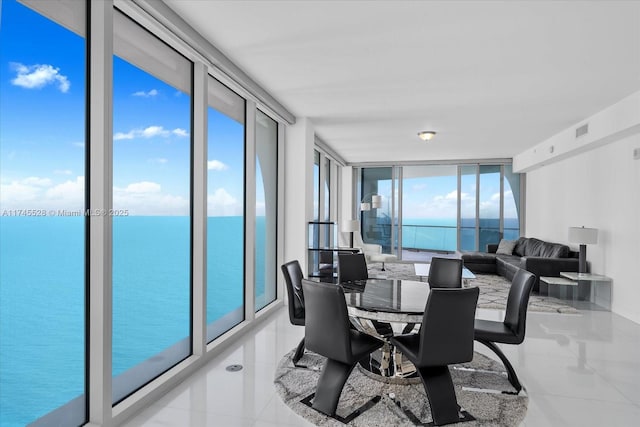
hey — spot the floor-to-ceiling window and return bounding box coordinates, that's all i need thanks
[479,165,502,252]
[0,0,86,424]
[206,77,245,341]
[360,167,395,253]
[313,150,320,221]
[324,157,331,221]
[357,163,522,255]
[401,165,458,252]
[112,10,192,403]
[255,110,277,311]
[459,165,478,251]
[503,165,521,240]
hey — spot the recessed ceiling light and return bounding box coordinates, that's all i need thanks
[418,131,436,141]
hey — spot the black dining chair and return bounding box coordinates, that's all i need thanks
[301,279,384,422]
[428,257,463,288]
[281,260,307,366]
[337,252,368,284]
[474,268,536,394]
[390,287,480,426]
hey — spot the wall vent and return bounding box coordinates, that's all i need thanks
[575,123,589,138]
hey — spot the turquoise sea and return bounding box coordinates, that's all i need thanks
[0,215,256,426]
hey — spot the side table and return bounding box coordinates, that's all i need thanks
[539,276,582,301]
[559,272,612,310]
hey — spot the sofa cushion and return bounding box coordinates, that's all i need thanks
[461,252,496,264]
[496,239,517,255]
[522,238,545,256]
[512,237,528,257]
[514,237,570,258]
[539,241,570,258]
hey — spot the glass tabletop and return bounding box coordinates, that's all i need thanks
[342,278,431,315]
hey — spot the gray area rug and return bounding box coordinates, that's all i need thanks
[368,262,579,314]
[275,349,528,426]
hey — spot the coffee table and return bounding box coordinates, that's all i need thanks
[414,263,476,285]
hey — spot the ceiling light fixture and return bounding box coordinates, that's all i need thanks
[418,131,437,141]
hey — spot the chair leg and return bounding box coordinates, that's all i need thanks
[312,358,357,416]
[476,339,522,394]
[417,366,472,426]
[292,337,305,366]
[381,262,386,271]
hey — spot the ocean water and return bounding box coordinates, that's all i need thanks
[0,215,257,426]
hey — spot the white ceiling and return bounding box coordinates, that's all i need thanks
[165,0,640,164]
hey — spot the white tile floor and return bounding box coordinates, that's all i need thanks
[123,304,640,427]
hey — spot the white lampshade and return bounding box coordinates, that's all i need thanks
[568,226,598,244]
[360,202,371,211]
[342,220,360,233]
[371,194,382,209]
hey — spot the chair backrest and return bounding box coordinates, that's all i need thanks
[417,287,480,367]
[503,268,536,343]
[338,253,368,283]
[281,260,305,324]
[301,279,353,364]
[428,257,463,288]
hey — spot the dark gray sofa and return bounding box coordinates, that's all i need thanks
[461,237,579,292]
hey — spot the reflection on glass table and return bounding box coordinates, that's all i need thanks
[339,278,479,382]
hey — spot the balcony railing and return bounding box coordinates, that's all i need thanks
[402,224,457,252]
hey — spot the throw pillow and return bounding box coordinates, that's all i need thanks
[496,239,517,255]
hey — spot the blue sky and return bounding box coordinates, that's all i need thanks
[0,0,249,216]
[373,171,516,221]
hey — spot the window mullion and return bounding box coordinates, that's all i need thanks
[88,0,114,424]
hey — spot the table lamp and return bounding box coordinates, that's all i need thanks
[568,226,598,273]
[342,220,360,248]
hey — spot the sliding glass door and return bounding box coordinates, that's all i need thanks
[401,165,458,252]
[112,10,192,403]
[360,167,396,253]
[206,77,245,341]
[255,110,278,311]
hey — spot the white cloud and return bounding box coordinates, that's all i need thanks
[113,130,136,141]
[0,176,84,210]
[54,169,73,175]
[125,181,161,194]
[141,125,169,138]
[207,160,228,171]
[207,188,241,216]
[114,125,189,141]
[45,177,85,207]
[23,176,52,186]
[0,180,43,204]
[113,180,188,215]
[132,89,159,97]
[10,63,70,93]
[148,158,168,164]
[172,128,188,137]
[0,175,188,215]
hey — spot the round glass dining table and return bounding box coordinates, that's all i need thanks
[341,278,433,382]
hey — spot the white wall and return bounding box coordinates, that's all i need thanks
[518,93,640,324]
